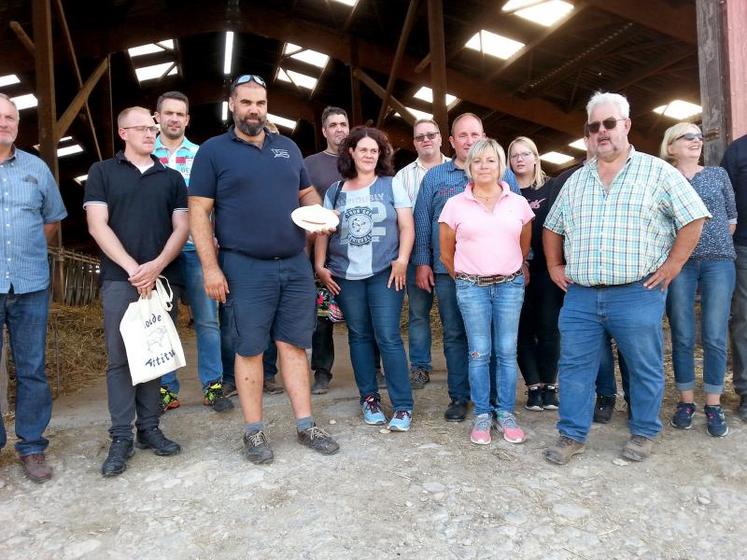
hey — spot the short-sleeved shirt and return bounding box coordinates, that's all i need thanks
[83,151,188,285]
[439,183,534,276]
[521,181,555,268]
[392,154,450,204]
[323,176,411,280]
[304,151,340,197]
[189,127,310,259]
[543,147,711,286]
[0,147,67,293]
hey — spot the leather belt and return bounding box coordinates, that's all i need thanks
[455,270,522,287]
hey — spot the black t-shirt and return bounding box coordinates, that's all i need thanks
[83,152,188,285]
[189,128,310,259]
[521,181,555,268]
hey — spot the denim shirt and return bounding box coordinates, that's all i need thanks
[0,148,67,293]
[413,160,518,274]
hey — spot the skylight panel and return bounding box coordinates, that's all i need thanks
[540,151,575,165]
[221,101,229,122]
[74,174,88,184]
[503,0,574,27]
[267,113,297,130]
[413,86,459,109]
[277,68,318,90]
[331,0,357,6]
[284,43,329,69]
[653,100,702,120]
[128,40,175,58]
[11,93,37,111]
[0,74,21,88]
[224,32,235,75]
[465,30,525,60]
[568,138,587,151]
[135,62,177,83]
[395,107,434,121]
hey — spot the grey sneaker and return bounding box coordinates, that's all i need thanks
[297,425,340,455]
[543,435,585,465]
[409,368,430,390]
[243,430,274,464]
[622,435,653,461]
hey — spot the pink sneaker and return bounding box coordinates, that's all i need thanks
[470,414,492,445]
[495,412,526,444]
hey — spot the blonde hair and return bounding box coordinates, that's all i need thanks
[660,122,701,164]
[464,138,506,181]
[507,136,547,189]
[117,106,151,128]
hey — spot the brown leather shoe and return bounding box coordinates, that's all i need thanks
[263,378,285,395]
[19,453,53,483]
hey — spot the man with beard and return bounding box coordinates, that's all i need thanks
[189,75,339,464]
[542,91,709,465]
[152,91,233,414]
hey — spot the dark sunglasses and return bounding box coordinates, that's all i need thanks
[231,74,267,89]
[586,118,626,134]
[675,132,703,142]
[414,132,440,142]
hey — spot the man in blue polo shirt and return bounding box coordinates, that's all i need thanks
[413,113,519,422]
[189,74,339,464]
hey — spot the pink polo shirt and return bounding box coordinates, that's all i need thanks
[438,183,534,276]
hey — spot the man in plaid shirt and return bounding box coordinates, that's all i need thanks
[542,91,710,465]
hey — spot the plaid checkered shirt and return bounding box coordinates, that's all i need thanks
[543,147,711,286]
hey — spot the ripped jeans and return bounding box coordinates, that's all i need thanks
[455,275,525,416]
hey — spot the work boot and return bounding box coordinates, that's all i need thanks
[135,427,181,456]
[622,435,653,462]
[18,453,53,483]
[593,395,616,424]
[297,425,340,455]
[101,438,135,477]
[543,435,585,465]
[444,399,468,422]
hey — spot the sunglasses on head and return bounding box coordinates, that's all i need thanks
[586,118,626,134]
[231,74,267,89]
[675,132,703,142]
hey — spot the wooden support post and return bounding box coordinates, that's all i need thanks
[427,0,448,137]
[375,0,421,128]
[9,21,36,56]
[349,38,363,126]
[696,0,729,164]
[56,58,109,141]
[724,0,747,140]
[101,55,115,158]
[353,69,416,127]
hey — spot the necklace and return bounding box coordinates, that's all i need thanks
[474,190,498,200]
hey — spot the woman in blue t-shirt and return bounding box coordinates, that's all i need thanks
[315,126,415,431]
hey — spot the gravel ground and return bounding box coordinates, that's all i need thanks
[0,330,744,560]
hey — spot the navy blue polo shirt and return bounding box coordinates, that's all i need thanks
[189,127,311,259]
[83,152,188,285]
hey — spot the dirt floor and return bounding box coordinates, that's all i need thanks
[1,324,745,560]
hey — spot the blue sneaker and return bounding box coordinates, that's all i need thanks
[670,402,696,430]
[387,410,412,432]
[704,405,729,438]
[362,395,387,425]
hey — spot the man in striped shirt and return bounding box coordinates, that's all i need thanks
[393,118,449,390]
[542,91,709,465]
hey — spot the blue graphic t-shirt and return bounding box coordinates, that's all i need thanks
[323,176,411,280]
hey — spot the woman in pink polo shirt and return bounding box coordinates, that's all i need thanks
[439,138,534,445]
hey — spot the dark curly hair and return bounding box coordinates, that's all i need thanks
[337,126,394,179]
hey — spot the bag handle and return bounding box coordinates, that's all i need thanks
[152,276,173,311]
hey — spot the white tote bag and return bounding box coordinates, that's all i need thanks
[119,277,187,386]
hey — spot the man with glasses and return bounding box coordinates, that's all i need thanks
[393,118,449,390]
[0,94,66,483]
[85,107,189,476]
[152,91,233,415]
[189,74,339,464]
[542,91,709,465]
[413,113,519,422]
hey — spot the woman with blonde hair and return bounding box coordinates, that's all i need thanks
[439,138,534,445]
[507,136,563,411]
[660,122,736,437]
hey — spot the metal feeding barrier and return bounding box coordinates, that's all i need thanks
[48,247,100,306]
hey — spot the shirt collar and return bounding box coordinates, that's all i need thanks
[154,135,195,153]
[464,181,511,201]
[588,144,636,169]
[115,150,163,169]
[414,153,448,171]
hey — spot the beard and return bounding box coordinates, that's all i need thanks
[236,114,266,137]
[160,126,183,140]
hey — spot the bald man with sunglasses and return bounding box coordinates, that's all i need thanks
[542,91,709,465]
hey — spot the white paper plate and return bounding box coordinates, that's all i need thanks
[291,204,340,232]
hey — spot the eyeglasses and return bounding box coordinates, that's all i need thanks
[123,125,159,134]
[586,118,626,134]
[231,74,267,89]
[675,132,703,142]
[414,132,440,143]
[510,151,533,161]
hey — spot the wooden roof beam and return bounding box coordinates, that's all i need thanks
[588,0,696,45]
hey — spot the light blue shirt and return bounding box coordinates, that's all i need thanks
[0,148,67,293]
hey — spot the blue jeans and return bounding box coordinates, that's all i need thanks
[667,259,735,394]
[0,289,51,456]
[456,275,524,416]
[162,250,223,392]
[406,263,433,371]
[557,281,667,442]
[434,274,470,403]
[334,268,413,411]
[596,335,630,400]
